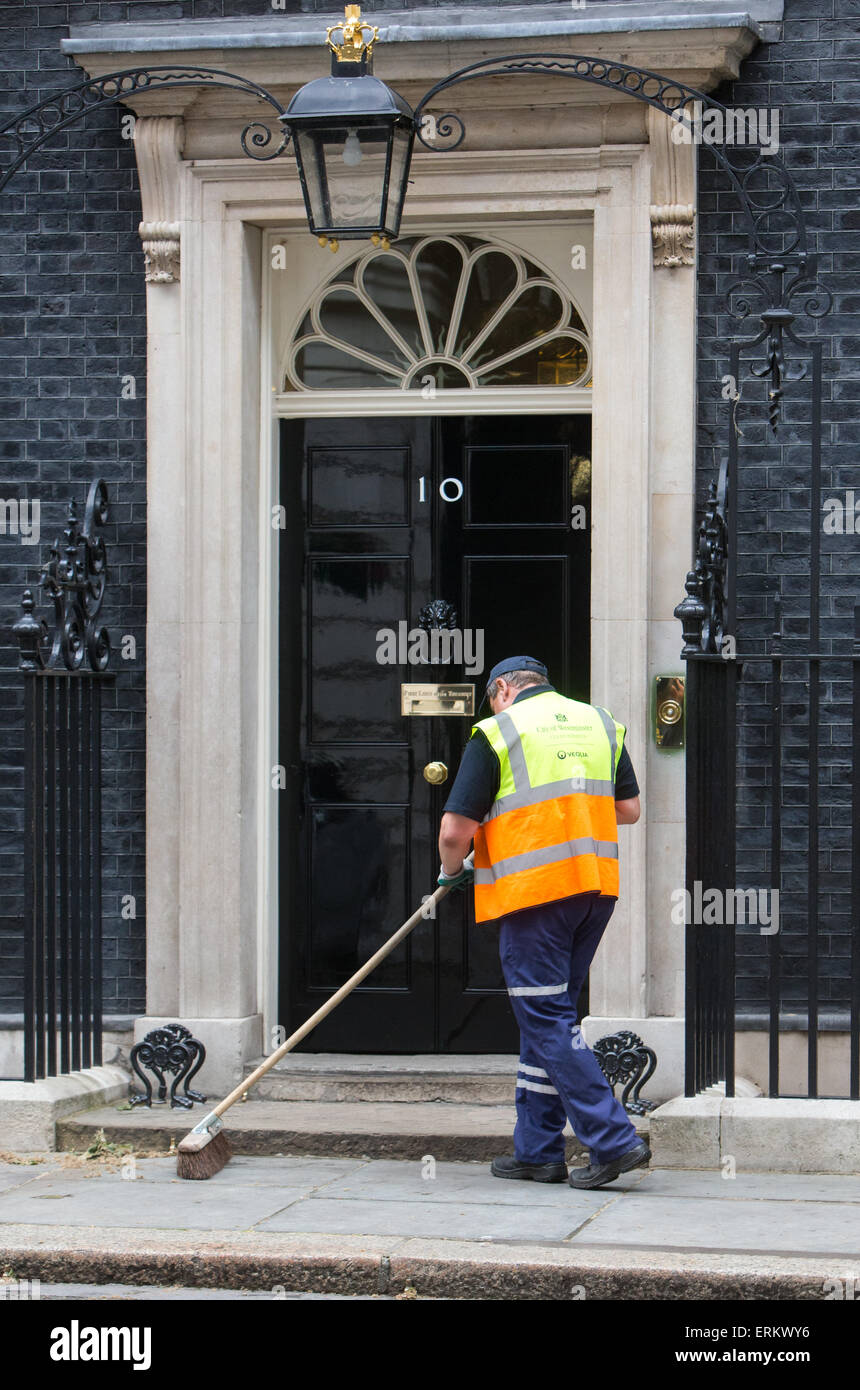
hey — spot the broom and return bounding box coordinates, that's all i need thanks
[176,881,451,1179]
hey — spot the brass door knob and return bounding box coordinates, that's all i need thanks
[423,761,448,785]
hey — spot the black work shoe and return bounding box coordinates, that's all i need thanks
[491,1155,568,1183]
[567,1139,651,1190]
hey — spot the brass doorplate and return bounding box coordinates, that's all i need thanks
[655,676,685,749]
[401,683,475,716]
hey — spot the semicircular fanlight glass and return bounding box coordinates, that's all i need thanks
[284,235,590,391]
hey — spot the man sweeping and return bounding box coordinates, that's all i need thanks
[437,656,650,1190]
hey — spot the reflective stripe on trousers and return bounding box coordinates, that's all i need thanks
[516,1061,560,1096]
[500,894,639,1166]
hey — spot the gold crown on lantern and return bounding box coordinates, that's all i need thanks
[326,5,380,63]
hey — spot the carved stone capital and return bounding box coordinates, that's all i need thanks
[133,116,185,284]
[647,107,696,269]
[139,221,182,284]
[650,204,696,269]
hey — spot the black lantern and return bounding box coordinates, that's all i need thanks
[283,5,415,250]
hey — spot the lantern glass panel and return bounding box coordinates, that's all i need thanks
[384,125,413,237]
[295,123,391,233]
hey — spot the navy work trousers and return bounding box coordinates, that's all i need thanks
[498,892,639,1166]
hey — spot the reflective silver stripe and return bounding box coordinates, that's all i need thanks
[518,1062,549,1078]
[567,776,615,796]
[494,710,532,791]
[507,981,568,997]
[593,706,618,785]
[487,776,616,820]
[516,1077,559,1095]
[475,838,619,885]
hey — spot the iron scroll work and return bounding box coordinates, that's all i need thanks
[593,1030,658,1116]
[674,457,730,662]
[14,478,111,674]
[0,65,291,195]
[129,1024,207,1110]
[0,52,829,432]
[412,54,831,437]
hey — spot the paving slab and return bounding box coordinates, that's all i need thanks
[572,1193,860,1257]
[0,1166,312,1231]
[631,1168,860,1203]
[130,1155,367,1188]
[311,1157,646,1208]
[256,1196,593,1241]
[0,1161,48,1195]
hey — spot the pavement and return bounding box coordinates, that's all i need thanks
[1,1150,859,1300]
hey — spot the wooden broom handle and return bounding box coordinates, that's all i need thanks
[212,882,452,1118]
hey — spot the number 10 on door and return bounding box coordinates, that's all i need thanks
[419,477,464,503]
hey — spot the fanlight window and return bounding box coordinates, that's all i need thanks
[284,235,591,392]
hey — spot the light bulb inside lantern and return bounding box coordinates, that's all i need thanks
[342,129,363,167]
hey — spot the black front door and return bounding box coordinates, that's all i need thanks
[279,413,591,1052]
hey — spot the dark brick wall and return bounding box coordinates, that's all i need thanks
[696,0,859,1018]
[0,2,151,1031]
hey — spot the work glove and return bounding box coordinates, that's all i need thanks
[438,850,474,891]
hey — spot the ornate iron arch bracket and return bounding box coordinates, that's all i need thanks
[0,64,291,198]
[414,54,804,254]
[413,52,830,433]
[0,52,830,433]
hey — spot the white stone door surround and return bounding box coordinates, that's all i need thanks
[135,134,695,1095]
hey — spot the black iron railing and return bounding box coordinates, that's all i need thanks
[676,459,738,1096]
[745,601,860,1099]
[13,481,113,1082]
[677,295,859,1097]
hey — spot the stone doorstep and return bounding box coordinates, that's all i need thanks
[56,1100,651,1163]
[243,1052,664,1106]
[650,1096,860,1175]
[0,1067,131,1153]
[245,1054,520,1105]
[248,1069,518,1105]
[0,1228,839,1302]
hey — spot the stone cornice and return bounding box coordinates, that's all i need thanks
[61,6,774,123]
[62,3,783,55]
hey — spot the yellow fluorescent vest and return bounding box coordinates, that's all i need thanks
[471,690,625,924]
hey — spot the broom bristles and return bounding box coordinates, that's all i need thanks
[176,1128,232,1180]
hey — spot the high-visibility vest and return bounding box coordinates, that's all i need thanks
[471,690,625,923]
